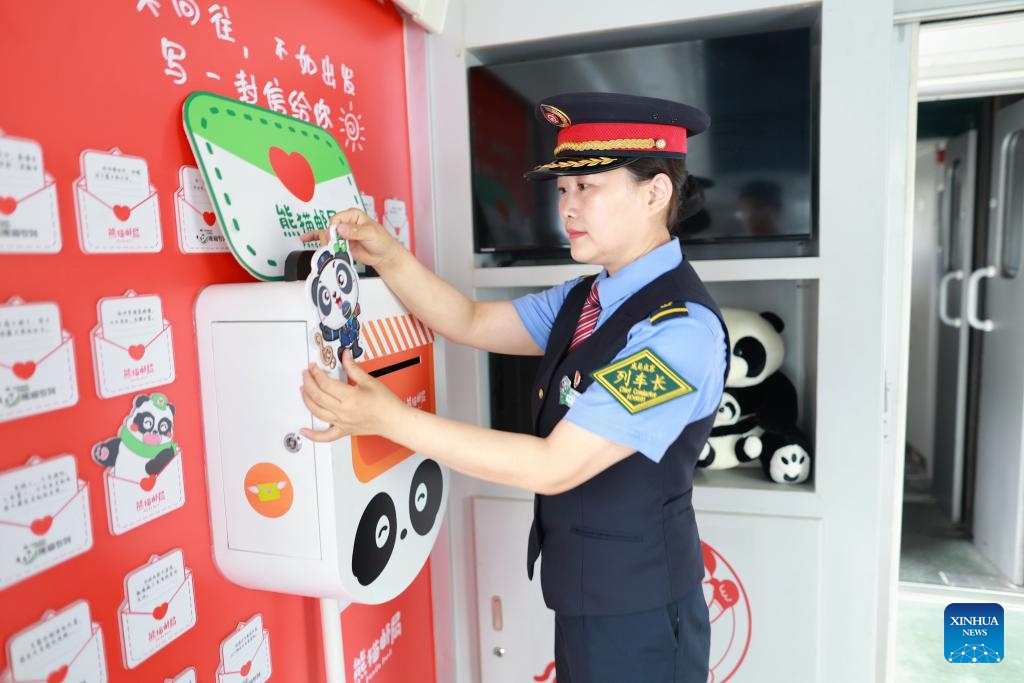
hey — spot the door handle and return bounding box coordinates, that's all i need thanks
[490,595,503,631]
[938,270,963,328]
[966,266,997,332]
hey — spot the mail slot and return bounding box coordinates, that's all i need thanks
[352,349,435,483]
[195,277,448,604]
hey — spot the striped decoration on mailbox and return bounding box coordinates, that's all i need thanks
[361,315,435,360]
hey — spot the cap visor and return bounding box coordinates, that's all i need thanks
[523,156,636,181]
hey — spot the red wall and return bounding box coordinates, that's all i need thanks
[0,1,435,681]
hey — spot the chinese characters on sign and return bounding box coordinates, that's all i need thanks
[144,6,364,144]
[352,611,403,683]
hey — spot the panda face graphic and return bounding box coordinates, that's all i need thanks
[128,395,175,446]
[351,458,445,587]
[313,253,359,331]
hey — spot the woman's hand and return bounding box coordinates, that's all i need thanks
[298,207,402,269]
[299,349,408,442]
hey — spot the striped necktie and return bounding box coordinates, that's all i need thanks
[568,281,601,353]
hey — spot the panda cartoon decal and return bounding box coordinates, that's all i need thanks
[337,295,448,601]
[92,392,185,534]
[307,240,362,368]
[698,308,812,484]
[92,392,178,477]
[351,458,444,587]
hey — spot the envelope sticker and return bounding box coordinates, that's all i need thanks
[91,291,175,398]
[175,165,229,253]
[5,600,108,683]
[118,548,197,668]
[360,192,377,222]
[383,198,411,251]
[217,614,272,683]
[0,454,93,590]
[182,91,365,281]
[0,299,79,423]
[167,667,197,683]
[74,148,162,253]
[0,133,62,253]
[92,393,184,535]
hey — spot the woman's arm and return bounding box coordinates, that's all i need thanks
[299,352,634,494]
[301,209,541,355]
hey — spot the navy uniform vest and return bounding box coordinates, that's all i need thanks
[526,253,728,616]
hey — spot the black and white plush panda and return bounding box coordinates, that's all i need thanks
[92,393,179,478]
[697,308,812,484]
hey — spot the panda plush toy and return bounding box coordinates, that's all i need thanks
[697,308,812,484]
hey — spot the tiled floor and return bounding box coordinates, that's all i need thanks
[899,501,1024,593]
[894,585,1024,682]
[896,495,1024,681]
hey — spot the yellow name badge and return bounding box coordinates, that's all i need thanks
[592,348,696,414]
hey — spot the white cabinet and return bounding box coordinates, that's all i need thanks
[472,497,823,683]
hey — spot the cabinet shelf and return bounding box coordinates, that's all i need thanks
[693,466,820,518]
[472,257,823,289]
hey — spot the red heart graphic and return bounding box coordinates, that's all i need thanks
[128,344,146,360]
[268,147,315,202]
[152,602,169,620]
[13,361,36,380]
[31,515,53,536]
[46,665,68,683]
[241,661,252,677]
[0,196,17,215]
[113,204,132,221]
[140,475,157,491]
[203,211,217,226]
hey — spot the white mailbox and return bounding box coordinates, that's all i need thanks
[194,276,447,603]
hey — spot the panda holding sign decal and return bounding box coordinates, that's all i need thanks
[698,308,812,484]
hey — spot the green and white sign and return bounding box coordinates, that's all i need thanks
[183,91,364,281]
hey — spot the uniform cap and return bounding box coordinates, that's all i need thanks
[524,92,710,181]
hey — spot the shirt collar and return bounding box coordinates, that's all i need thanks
[594,238,683,308]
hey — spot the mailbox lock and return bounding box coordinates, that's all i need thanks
[283,432,303,453]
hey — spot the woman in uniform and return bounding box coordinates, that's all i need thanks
[300,91,728,683]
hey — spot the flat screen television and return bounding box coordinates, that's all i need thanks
[468,27,816,259]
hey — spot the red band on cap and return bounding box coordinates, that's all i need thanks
[555,122,687,155]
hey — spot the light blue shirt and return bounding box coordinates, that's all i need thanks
[512,238,727,462]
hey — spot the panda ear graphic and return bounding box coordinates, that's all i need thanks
[310,277,320,305]
[134,394,150,409]
[168,402,176,415]
[760,312,784,333]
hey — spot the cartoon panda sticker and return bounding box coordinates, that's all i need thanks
[92,392,185,534]
[307,240,362,369]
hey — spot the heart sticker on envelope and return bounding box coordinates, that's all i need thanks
[183,91,366,281]
[13,361,35,380]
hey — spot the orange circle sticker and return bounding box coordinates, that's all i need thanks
[244,463,293,518]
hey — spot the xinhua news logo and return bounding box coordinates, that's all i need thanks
[944,602,1003,664]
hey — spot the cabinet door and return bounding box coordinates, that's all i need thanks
[696,511,822,682]
[473,497,555,683]
[211,321,322,560]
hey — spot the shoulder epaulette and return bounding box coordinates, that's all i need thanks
[649,301,689,324]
